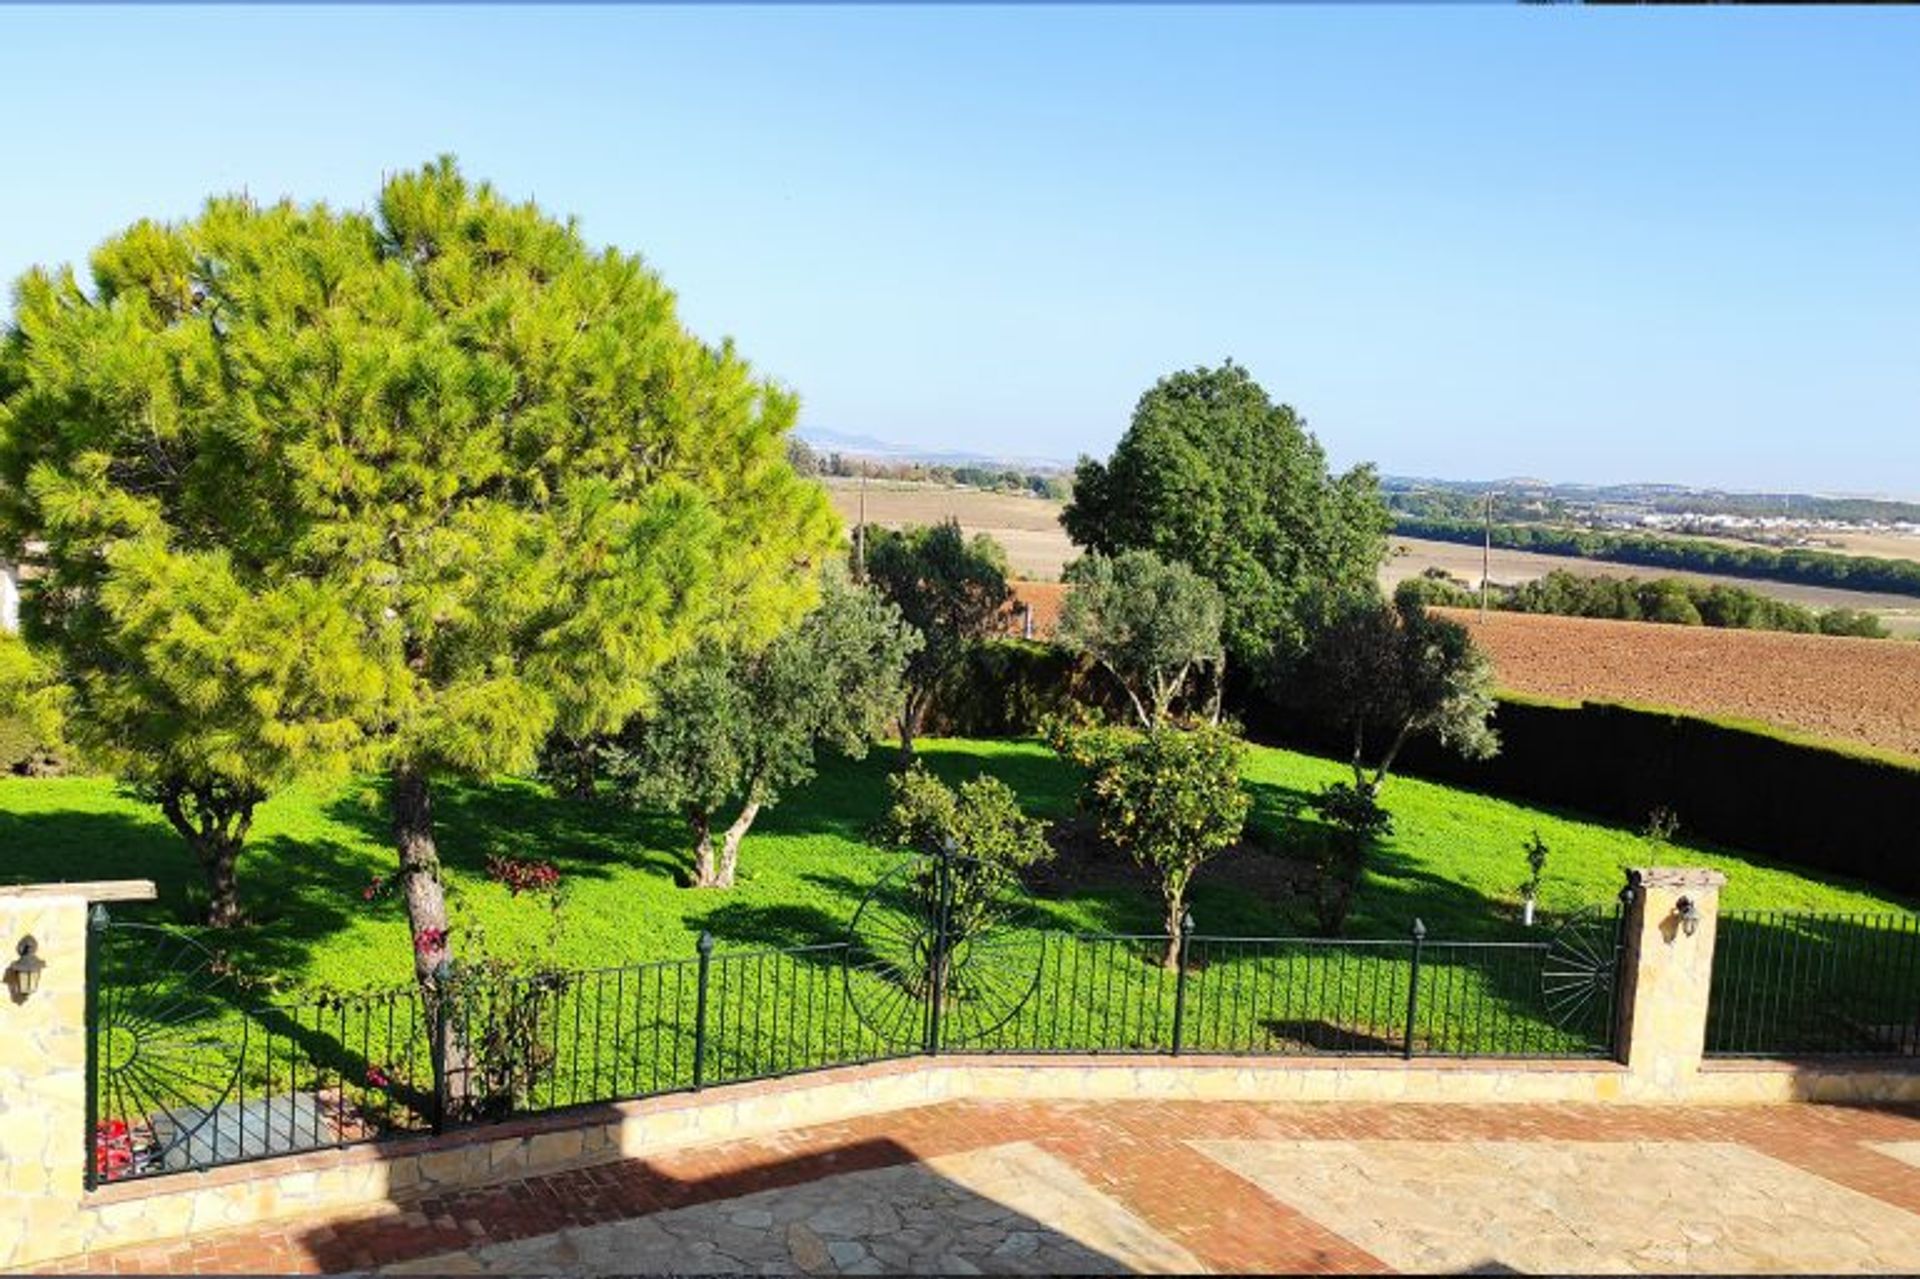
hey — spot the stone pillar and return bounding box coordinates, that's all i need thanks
[0,881,153,1270]
[1616,867,1726,1097]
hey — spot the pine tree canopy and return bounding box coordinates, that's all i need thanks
[0,157,839,794]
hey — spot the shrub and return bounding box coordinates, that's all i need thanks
[1056,719,1251,967]
[880,766,1052,974]
[1307,781,1393,936]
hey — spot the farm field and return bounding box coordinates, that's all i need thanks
[1439,608,1920,761]
[1819,530,1920,564]
[815,480,1920,636]
[1389,536,1920,638]
[823,477,1075,579]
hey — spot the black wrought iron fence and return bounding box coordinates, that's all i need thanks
[88,899,1623,1186]
[1705,910,1920,1057]
[88,917,433,1187]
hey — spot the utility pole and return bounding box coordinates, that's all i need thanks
[1480,490,1495,618]
[853,462,869,581]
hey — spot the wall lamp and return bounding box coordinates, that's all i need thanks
[6,936,46,1002]
[1674,897,1701,938]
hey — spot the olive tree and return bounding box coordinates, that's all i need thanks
[1056,549,1224,729]
[603,569,919,887]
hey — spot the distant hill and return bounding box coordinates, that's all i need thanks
[794,426,1072,474]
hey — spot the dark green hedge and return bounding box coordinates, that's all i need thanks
[1262,695,1920,897]
[938,644,1920,898]
[922,640,1121,737]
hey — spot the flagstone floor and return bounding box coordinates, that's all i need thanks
[34,1098,1920,1275]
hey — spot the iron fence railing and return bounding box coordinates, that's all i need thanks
[1705,910,1920,1058]
[88,910,1621,1186]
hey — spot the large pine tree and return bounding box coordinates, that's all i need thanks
[0,159,837,971]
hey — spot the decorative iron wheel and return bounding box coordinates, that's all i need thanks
[1541,905,1620,1036]
[91,918,247,1180]
[844,852,1045,1052]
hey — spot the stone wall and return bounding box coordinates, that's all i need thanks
[4,870,1915,1270]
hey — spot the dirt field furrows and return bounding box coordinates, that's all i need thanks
[1438,609,1920,761]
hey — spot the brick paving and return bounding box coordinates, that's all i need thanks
[34,1099,1920,1274]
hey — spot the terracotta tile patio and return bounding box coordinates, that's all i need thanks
[32,1099,1920,1274]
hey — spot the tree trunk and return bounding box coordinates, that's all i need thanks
[689,809,720,887]
[898,687,928,762]
[390,762,470,1118]
[713,800,762,890]
[157,784,254,929]
[1161,893,1185,971]
[1371,719,1416,793]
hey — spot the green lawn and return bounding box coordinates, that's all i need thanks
[6,735,1908,995]
[37,737,1915,1173]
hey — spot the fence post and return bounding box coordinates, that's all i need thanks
[1403,918,1426,1060]
[925,842,955,1057]
[428,957,452,1134]
[1170,912,1194,1056]
[81,905,107,1191]
[692,931,714,1090]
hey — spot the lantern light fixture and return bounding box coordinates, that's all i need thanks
[6,936,46,1002]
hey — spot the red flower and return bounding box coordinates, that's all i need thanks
[365,1065,391,1089]
[414,927,448,956]
[485,854,561,896]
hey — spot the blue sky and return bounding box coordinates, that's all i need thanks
[2,7,1916,494]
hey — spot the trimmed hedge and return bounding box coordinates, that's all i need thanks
[922,640,1120,737]
[933,643,1920,897]
[1253,694,1920,898]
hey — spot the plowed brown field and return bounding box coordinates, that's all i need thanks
[1437,609,1920,761]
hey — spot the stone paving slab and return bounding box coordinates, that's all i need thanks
[1196,1137,1920,1275]
[384,1142,1201,1276]
[1873,1141,1920,1169]
[32,1099,1920,1275]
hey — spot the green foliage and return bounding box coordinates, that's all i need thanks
[0,158,836,951]
[1501,570,1886,636]
[604,568,919,886]
[881,764,1051,868]
[1394,517,1920,601]
[1302,593,1500,791]
[1056,549,1224,729]
[1062,361,1390,674]
[1520,830,1550,902]
[863,520,1013,752]
[1056,719,1252,964]
[1306,779,1393,936]
[1393,570,1479,611]
[0,631,66,774]
[881,764,1053,951]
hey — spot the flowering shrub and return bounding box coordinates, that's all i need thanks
[94,1119,145,1181]
[365,1065,391,1090]
[485,854,561,896]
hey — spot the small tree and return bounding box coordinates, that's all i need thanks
[606,569,918,887]
[1304,592,1500,796]
[864,520,1013,758]
[1307,781,1393,936]
[1519,829,1550,925]
[1055,720,1251,968]
[1056,549,1225,730]
[881,765,1052,963]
